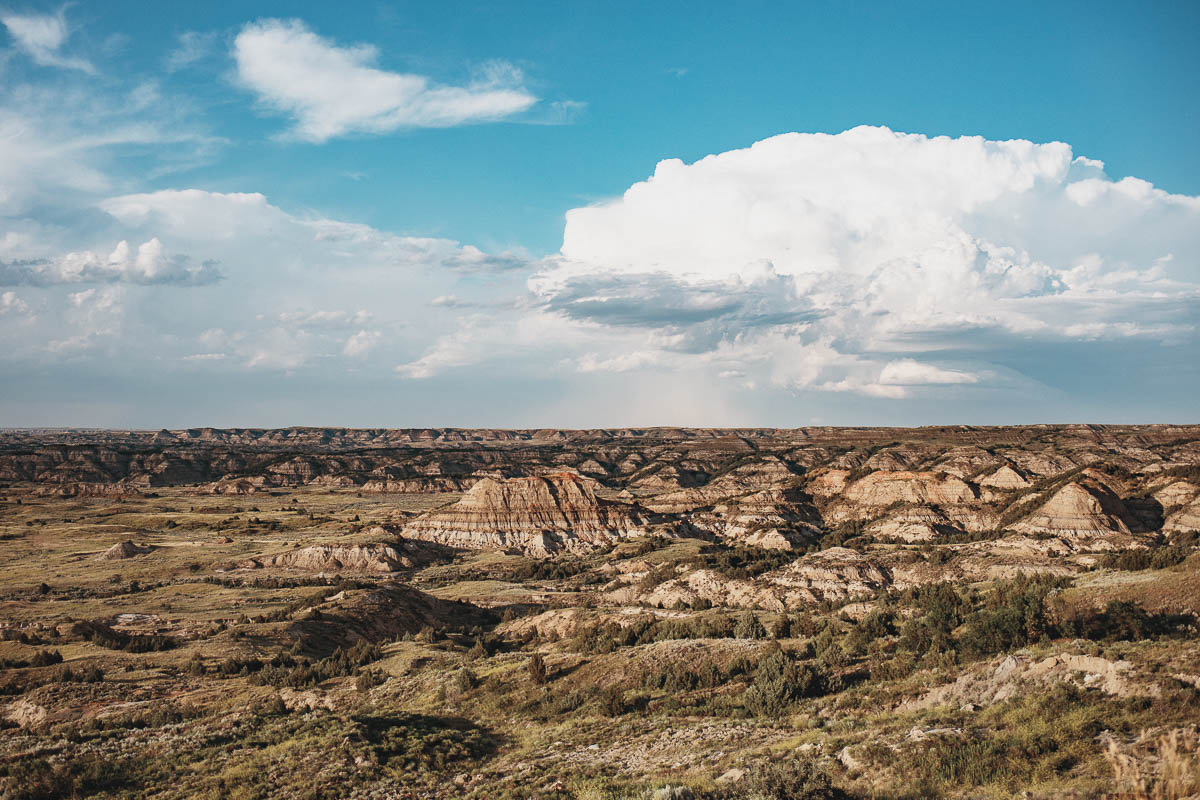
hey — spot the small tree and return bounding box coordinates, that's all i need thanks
[468,637,488,660]
[529,652,548,685]
[735,611,768,640]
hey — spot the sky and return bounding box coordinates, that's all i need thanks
[0,1,1198,428]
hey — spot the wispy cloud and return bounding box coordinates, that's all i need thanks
[165,30,217,72]
[1,9,93,73]
[233,19,538,142]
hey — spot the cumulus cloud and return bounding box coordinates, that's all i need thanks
[0,239,221,286]
[5,111,1199,424]
[233,19,537,142]
[1,10,93,72]
[517,126,1200,398]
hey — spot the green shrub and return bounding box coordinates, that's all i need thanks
[734,612,768,640]
[1101,545,1193,571]
[72,620,176,653]
[744,649,829,717]
[1063,600,1195,642]
[349,713,499,775]
[691,545,796,580]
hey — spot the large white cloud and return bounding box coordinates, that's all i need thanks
[512,126,1199,398]
[234,19,538,142]
[4,100,1199,424]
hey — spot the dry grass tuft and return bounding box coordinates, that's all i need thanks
[1106,728,1200,800]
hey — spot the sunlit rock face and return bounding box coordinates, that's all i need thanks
[402,473,652,555]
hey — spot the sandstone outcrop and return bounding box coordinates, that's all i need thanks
[1153,480,1199,510]
[902,653,1154,711]
[766,547,893,602]
[979,465,1031,490]
[361,476,476,493]
[1012,481,1137,545]
[33,482,139,498]
[867,505,957,542]
[402,473,653,555]
[203,476,277,495]
[806,468,850,498]
[842,471,979,507]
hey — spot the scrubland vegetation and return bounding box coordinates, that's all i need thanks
[1,425,1200,798]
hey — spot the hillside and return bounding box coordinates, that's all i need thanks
[0,425,1197,799]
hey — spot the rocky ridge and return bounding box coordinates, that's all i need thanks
[3,426,1197,562]
[402,473,656,555]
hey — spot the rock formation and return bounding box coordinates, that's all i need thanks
[239,543,411,573]
[614,546,894,611]
[1164,496,1200,534]
[766,547,893,603]
[3,425,1199,559]
[98,540,154,560]
[643,457,801,513]
[287,582,493,656]
[979,465,1031,490]
[34,482,139,498]
[1013,481,1137,544]
[689,487,823,549]
[402,473,652,554]
[867,505,957,542]
[842,470,979,507]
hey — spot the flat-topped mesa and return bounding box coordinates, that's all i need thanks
[401,473,652,555]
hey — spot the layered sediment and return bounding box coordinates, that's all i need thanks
[402,473,653,554]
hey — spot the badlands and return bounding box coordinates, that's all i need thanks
[0,424,1197,799]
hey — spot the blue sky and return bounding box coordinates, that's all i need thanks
[0,1,1198,427]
